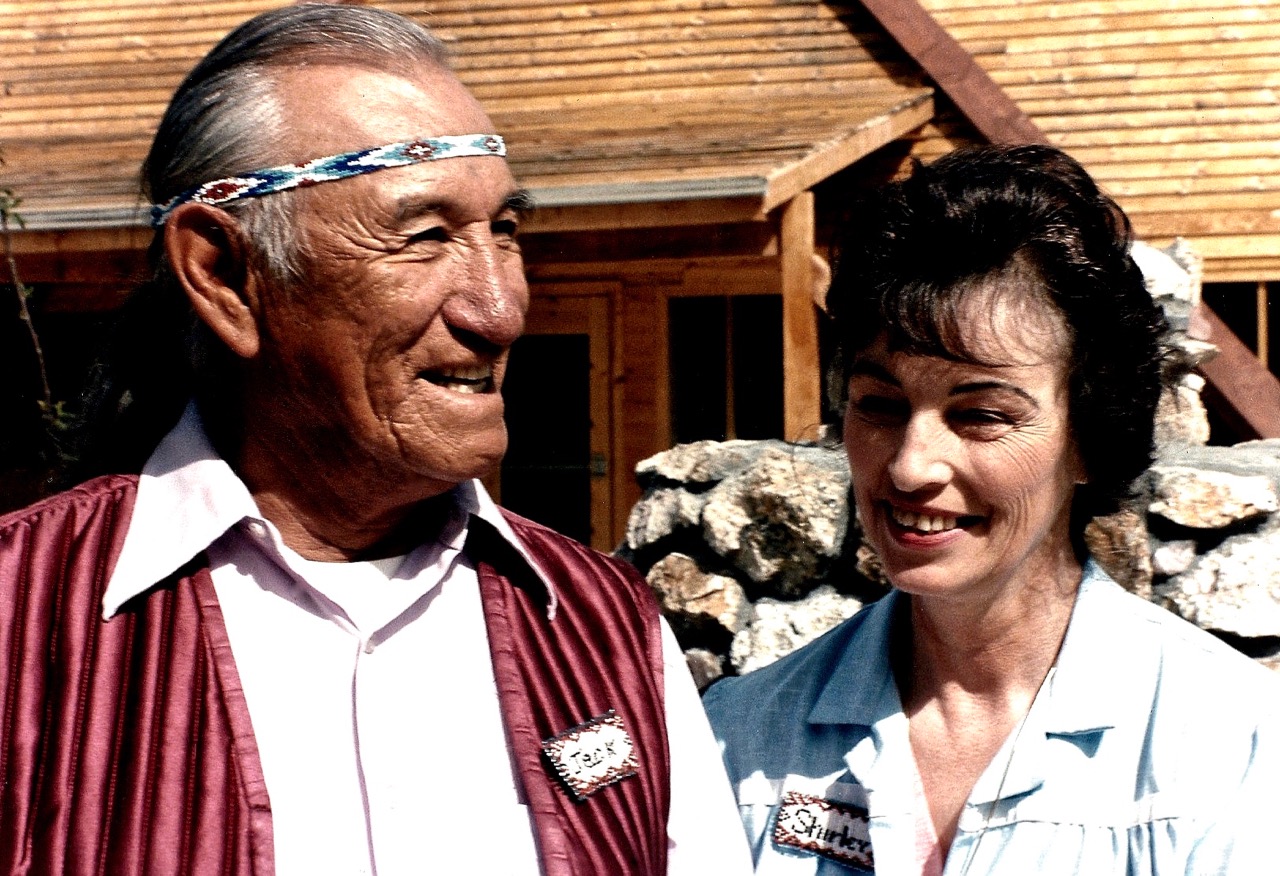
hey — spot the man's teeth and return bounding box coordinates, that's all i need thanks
[425,367,492,394]
[891,507,958,532]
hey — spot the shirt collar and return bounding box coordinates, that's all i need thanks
[805,560,1147,736]
[808,591,905,727]
[103,401,559,620]
[1039,559,1158,735]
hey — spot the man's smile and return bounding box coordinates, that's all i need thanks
[420,364,494,394]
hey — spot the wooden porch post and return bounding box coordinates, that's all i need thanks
[779,191,822,440]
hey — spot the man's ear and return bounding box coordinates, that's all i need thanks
[165,202,262,359]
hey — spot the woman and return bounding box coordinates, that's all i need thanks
[703,145,1279,874]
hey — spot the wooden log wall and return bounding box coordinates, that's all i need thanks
[912,0,1280,284]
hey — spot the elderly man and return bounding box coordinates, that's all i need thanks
[0,5,751,875]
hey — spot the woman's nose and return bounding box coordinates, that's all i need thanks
[886,414,953,493]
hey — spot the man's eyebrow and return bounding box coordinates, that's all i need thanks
[506,188,535,218]
[393,188,535,224]
[394,197,446,224]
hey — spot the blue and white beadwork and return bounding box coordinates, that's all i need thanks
[150,133,506,227]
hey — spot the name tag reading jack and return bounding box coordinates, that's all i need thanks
[773,790,875,871]
[542,710,639,800]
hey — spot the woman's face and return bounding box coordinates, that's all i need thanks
[842,293,1084,607]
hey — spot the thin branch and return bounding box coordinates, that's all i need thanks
[1,190,57,426]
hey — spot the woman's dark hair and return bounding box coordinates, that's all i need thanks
[826,144,1170,524]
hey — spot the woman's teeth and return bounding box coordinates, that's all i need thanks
[891,507,959,533]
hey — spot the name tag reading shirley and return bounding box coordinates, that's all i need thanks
[542,710,639,800]
[773,790,875,870]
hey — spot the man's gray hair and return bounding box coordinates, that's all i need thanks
[67,5,453,479]
[143,2,451,285]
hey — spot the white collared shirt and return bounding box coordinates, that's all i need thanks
[105,404,753,876]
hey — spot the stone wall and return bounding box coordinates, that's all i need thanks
[617,240,1280,687]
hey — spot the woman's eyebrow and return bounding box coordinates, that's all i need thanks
[950,380,1039,407]
[848,359,899,386]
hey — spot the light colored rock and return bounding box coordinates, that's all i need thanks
[1151,539,1199,577]
[1132,237,1201,330]
[683,648,724,690]
[1148,465,1278,528]
[701,445,851,594]
[1159,531,1280,638]
[1154,373,1210,447]
[625,486,707,549]
[646,552,751,635]
[730,586,864,675]
[635,439,762,485]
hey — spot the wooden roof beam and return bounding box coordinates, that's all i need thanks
[858,0,1048,146]
[1192,303,1280,440]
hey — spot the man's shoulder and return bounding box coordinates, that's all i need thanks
[0,474,139,538]
[498,507,641,581]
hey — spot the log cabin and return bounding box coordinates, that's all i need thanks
[2,0,1278,549]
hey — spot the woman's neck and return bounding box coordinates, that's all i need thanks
[895,556,1081,712]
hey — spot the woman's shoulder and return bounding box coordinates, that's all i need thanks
[1078,565,1280,725]
[702,592,899,743]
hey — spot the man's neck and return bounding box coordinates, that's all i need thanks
[251,485,455,562]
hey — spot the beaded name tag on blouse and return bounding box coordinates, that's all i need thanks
[150,133,506,227]
[773,790,875,871]
[541,710,639,800]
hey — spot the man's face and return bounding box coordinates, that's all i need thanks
[246,64,529,502]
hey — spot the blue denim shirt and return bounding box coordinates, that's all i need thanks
[703,562,1280,874]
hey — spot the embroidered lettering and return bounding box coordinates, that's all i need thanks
[773,790,874,870]
[542,710,639,800]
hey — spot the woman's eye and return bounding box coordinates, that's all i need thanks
[955,408,1009,424]
[849,395,908,425]
[951,408,1016,437]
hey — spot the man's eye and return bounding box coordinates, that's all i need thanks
[492,218,519,238]
[408,226,449,244]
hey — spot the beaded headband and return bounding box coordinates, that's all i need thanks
[150,133,506,227]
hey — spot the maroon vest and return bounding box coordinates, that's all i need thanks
[0,475,670,875]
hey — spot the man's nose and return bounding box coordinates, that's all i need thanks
[442,232,528,349]
[887,414,953,493]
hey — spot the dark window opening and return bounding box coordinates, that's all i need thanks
[669,295,783,444]
[500,333,592,544]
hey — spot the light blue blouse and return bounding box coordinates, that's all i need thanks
[703,561,1280,874]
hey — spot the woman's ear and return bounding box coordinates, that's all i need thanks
[164,202,262,359]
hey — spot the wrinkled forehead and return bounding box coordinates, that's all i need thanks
[268,62,498,164]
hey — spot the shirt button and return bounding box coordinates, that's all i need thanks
[247,520,268,539]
